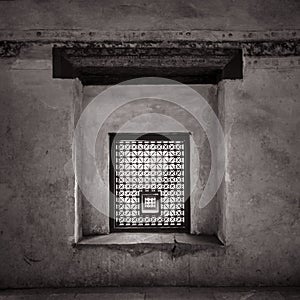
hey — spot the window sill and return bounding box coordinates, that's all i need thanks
[76,233,224,256]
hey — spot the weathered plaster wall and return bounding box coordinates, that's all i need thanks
[0,0,299,289]
[1,46,299,288]
[217,56,300,285]
[0,44,76,287]
[0,0,299,32]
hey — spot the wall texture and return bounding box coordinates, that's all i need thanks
[0,0,299,288]
[0,0,300,32]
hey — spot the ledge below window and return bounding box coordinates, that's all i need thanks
[76,233,224,255]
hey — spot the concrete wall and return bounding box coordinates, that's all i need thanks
[0,44,76,287]
[217,57,300,285]
[0,0,299,288]
[0,0,299,32]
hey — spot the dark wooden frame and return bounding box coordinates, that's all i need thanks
[109,132,190,233]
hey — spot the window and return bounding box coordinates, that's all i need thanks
[110,133,190,232]
[60,44,242,241]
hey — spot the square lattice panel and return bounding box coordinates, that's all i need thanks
[110,133,190,231]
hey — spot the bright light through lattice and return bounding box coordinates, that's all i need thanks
[110,133,190,231]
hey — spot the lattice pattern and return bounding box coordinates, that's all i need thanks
[145,197,156,208]
[113,136,187,229]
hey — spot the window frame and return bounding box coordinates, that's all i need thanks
[109,132,190,233]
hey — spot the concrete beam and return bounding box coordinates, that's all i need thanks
[0,29,300,43]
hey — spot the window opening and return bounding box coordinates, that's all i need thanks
[110,133,190,232]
